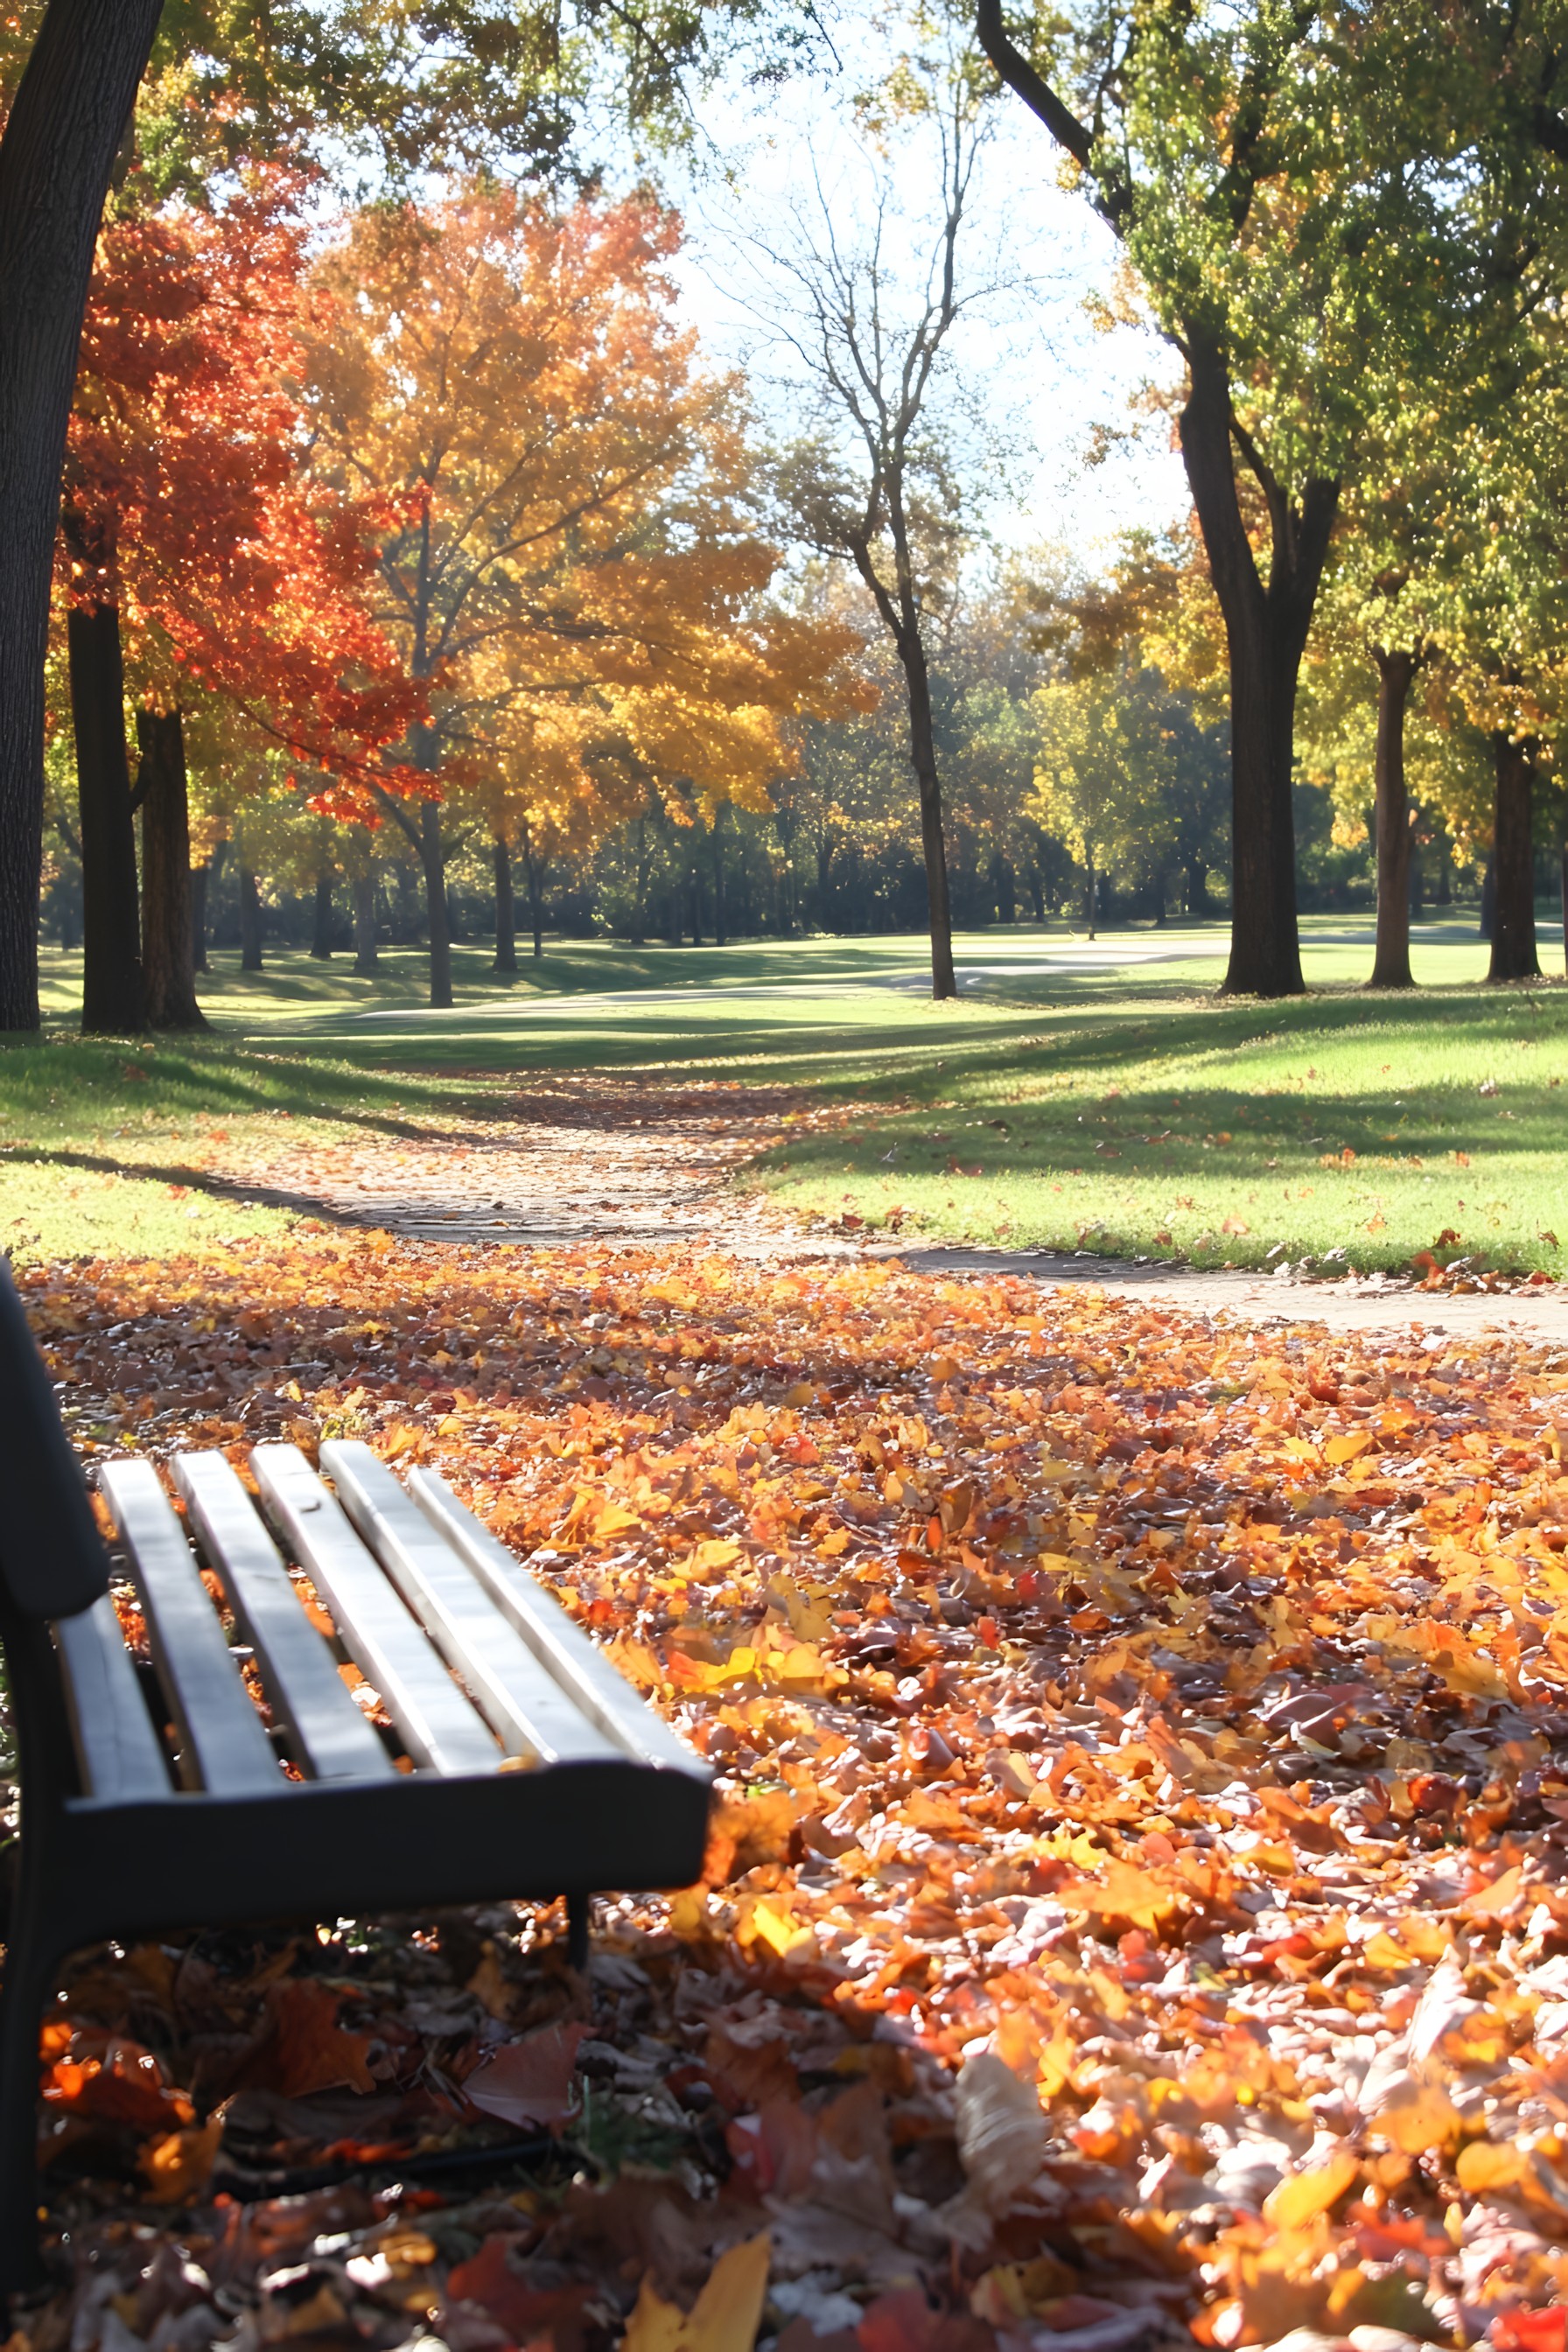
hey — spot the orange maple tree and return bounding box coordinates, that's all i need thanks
[302,183,861,1005]
[61,172,419,1032]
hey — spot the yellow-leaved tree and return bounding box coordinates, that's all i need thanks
[302,183,858,1000]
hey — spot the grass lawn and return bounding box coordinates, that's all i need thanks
[8,911,1568,1275]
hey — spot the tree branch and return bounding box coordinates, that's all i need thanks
[974,0,1130,228]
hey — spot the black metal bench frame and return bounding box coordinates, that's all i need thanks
[0,1267,711,2296]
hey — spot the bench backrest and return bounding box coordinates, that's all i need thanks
[0,1262,110,1620]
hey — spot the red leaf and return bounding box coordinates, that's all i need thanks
[464,2020,587,2130]
[447,2234,593,2352]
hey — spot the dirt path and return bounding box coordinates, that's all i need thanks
[222,1074,1568,1343]
[221,1075,833,1256]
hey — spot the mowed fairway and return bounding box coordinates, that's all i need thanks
[8,912,1568,1273]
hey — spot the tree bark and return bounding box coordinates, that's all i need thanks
[896,628,956,998]
[136,704,204,1028]
[0,0,166,1031]
[711,808,727,948]
[1177,328,1336,998]
[519,823,544,960]
[311,869,334,958]
[1368,648,1416,989]
[190,859,207,973]
[493,835,517,973]
[239,864,263,971]
[1479,861,1494,939]
[1489,735,1540,982]
[66,554,143,1034]
[351,866,378,974]
[418,800,452,1005]
[1084,846,1096,942]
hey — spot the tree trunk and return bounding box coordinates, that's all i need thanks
[493,836,517,973]
[0,0,165,1032]
[711,810,727,948]
[895,627,956,999]
[631,816,649,945]
[66,564,142,1034]
[1479,861,1494,939]
[1489,735,1540,982]
[1084,847,1096,942]
[1368,648,1416,989]
[519,825,544,960]
[1177,328,1336,998]
[190,859,207,973]
[311,868,334,959]
[136,705,204,1028]
[1185,857,1208,917]
[239,864,263,971]
[418,800,452,1006]
[351,866,378,974]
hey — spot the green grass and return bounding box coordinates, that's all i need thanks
[12,913,1568,1276]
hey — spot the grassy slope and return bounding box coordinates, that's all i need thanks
[12,915,1568,1275]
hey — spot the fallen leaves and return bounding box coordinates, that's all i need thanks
[624,2230,771,2352]
[22,1225,1568,2351]
[464,2019,589,2128]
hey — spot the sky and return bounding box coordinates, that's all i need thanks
[654,34,1190,574]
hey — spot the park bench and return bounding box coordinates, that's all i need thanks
[0,1267,711,2295]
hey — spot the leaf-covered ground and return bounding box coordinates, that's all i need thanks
[14,1231,1568,2352]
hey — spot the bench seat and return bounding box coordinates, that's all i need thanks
[0,1270,710,2299]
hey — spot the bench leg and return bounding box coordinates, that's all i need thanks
[566,1890,590,1973]
[0,1910,56,2299]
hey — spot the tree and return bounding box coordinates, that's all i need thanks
[64,173,416,1029]
[0,0,813,1032]
[0,0,165,1031]
[1294,440,1458,988]
[976,0,1508,998]
[1032,659,1225,933]
[760,64,993,1000]
[304,184,855,1006]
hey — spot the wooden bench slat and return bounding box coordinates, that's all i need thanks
[52,1595,172,1801]
[250,1444,501,1777]
[408,1466,706,1777]
[172,1452,396,1785]
[319,1441,623,1767]
[96,1460,283,1797]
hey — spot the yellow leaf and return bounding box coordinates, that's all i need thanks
[747,1898,812,1956]
[1264,2148,1359,2229]
[596,1502,644,1537]
[690,1537,743,1572]
[1456,2141,1531,2197]
[140,2117,224,2204]
[1325,1429,1374,1465]
[622,2231,771,2352]
[1372,2072,1462,2154]
[1362,1931,1418,1973]
[1060,1860,1183,1933]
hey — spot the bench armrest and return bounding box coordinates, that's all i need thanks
[0,1263,109,1619]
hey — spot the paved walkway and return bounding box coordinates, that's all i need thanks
[885,1245,1568,1343]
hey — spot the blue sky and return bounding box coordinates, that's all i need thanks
[659,39,1189,571]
